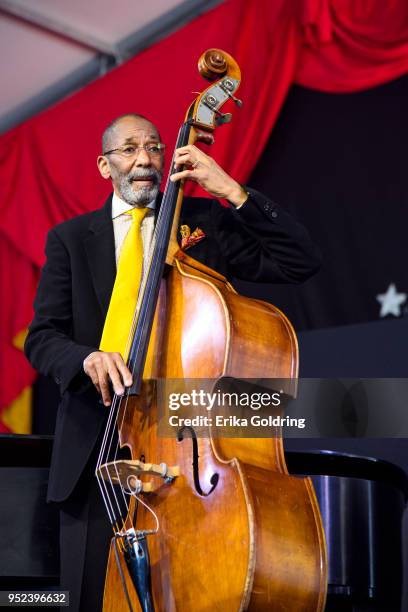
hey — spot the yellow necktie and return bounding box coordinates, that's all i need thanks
[99,207,149,360]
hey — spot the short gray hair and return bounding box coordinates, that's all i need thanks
[101,113,160,153]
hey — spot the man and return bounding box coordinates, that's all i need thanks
[25,113,321,610]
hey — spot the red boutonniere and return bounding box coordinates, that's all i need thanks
[180,225,206,250]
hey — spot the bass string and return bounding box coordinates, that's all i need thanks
[94,166,177,528]
[105,168,181,529]
[106,394,133,527]
[96,375,141,533]
[124,122,189,383]
[98,163,181,531]
[111,124,189,530]
[97,139,181,466]
[96,394,128,532]
[94,325,141,531]
[95,225,165,531]
[97,228,170,531]
[114,123,187,438]
[97,122,189,532]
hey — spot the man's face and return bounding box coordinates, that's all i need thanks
[98,117,164,206]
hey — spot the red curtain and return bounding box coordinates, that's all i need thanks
[1,0,408,431]
[297,0,408,91]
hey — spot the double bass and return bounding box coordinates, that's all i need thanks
[96,49,327,611]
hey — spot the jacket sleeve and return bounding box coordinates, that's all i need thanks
[24,228,97,395]
[212,187,322,283]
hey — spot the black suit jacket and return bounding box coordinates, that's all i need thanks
[25,187,320,502]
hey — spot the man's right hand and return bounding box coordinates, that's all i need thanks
[83,351,133,406]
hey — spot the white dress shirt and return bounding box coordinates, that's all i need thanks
[111,192,156,265]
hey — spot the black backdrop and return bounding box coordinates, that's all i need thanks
[236,74,408,332]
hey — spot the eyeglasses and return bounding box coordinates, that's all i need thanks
[103,143,166,158]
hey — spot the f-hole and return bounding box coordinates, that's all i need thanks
[177,426,219,496]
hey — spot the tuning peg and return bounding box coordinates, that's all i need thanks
[231,95,243,108]
[215,111,232,126]
[220,79,243,107]
[223,90,243,108]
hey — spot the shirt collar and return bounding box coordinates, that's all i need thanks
[112,192,156,219]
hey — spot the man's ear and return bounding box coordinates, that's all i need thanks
[97,155,111,179]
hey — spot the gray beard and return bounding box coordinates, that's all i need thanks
[118,168,162,206]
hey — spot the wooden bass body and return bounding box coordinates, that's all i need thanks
[103,253,327,611]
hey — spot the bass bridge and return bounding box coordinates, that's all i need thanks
[100,459,180,494]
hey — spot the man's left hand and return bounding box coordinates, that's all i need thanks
[170,144,247,207]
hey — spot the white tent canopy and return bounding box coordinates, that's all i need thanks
[0,0,221,133]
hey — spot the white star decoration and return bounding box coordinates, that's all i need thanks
[376,283,407,317]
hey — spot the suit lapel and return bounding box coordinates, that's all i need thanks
[84,194,116,317]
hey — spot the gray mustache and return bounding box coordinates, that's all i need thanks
[127,168,161,184]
